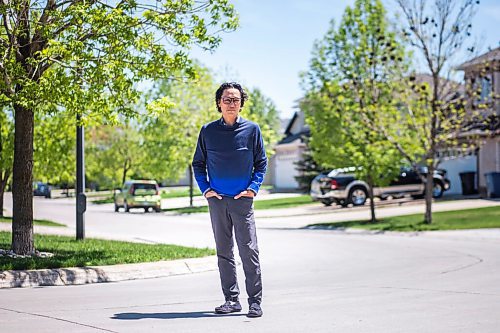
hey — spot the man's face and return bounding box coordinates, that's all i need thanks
[218,88,242,119]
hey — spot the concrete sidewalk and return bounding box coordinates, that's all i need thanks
[0,255,219,289]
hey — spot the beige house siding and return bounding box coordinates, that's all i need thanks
[263,155,275,186]
[273,141,307,190]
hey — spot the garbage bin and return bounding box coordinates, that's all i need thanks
[485,172,500,198]
[459,171,477,195]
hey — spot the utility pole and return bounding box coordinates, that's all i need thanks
[76,113,86,240]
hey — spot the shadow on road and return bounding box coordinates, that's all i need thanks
[111,311,246,320]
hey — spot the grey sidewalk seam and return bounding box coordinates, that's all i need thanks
[0,255,218,289]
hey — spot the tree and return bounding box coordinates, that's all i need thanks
[302,0,406,222]
[244,88,281,158]
[387,0,481,223]
[85,123,145,190]
[33,110,75,187]
[140,64,217,183]
[0,107,76,216]
[294,143,330,193]
[0,0,238,254]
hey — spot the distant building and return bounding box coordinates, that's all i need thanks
[456,47,500,196]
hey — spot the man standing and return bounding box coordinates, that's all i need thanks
[192,82,267,318]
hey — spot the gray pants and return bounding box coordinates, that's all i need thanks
[207,196,262,305]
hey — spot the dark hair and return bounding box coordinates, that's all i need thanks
[215,82,248,112]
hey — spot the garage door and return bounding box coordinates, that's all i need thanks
[438,154,477,195]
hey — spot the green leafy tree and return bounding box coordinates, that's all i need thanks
[0,107,75,216]
[0,0,238,254]
[86,123,145,190]
[140,65,216,183]
[294,144,330,194]
[33,110,75,186]
[302,0,406,221]
[245,88,281,158]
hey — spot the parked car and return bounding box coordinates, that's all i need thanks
[310,166,450,207]
[114,180,162,213]
[33,182,51,198]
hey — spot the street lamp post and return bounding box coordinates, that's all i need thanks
[189,165,193,207]
[76,113,86,240]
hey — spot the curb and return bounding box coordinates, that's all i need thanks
[0,255,218,289]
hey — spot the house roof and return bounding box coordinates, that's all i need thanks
[283,112,299,136]
[278,110,311,145]
[278,129,310,144]
[457,47,500,70]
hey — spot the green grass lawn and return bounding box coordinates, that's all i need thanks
[163,195,314,214]
[161,188,202,199]
[91,188,203,204]
[91,196,115,204]
[308,205,500,232]
[0,232,215,270]
[0,216,65,227]
[254,195,313,210]
[163,206,209,214]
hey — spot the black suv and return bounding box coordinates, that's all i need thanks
[310,166,450,207]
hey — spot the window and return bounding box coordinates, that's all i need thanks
[480,76,492,102]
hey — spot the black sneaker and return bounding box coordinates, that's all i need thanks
[214,300,242,314]
[247,303,263,318]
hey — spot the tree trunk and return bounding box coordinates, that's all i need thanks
[121,159,129,186]
[11,104,35,254]
[424,166,433,224]
[368,181,376,223]
[0,171,10,217]
[0,185,4,217]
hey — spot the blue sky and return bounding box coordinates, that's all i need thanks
[190,0,500,119]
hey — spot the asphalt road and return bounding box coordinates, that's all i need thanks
[1,194,500,332]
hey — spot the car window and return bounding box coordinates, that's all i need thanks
[132,183,157,195]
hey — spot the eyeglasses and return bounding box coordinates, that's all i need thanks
[221,97,241,105]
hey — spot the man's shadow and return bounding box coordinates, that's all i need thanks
[112,311,246,320]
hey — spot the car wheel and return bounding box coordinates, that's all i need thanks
[432,181,444,198]
[348,186,368,206]
[154,207,162,213]
[124,201,130,212]
[321,199,334,206]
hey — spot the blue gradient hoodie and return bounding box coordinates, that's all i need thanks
[192,117,267,197]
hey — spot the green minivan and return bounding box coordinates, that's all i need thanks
[114,180,162,213]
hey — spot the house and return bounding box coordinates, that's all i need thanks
[456,47,500,196]
[270,111,309,190]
